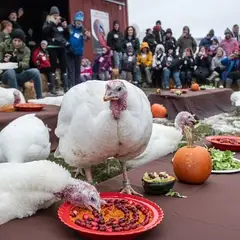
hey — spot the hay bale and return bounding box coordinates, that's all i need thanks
[24,81,36,101]
[41,73,49,92]
[112,68,119,79]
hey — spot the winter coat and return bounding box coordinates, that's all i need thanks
[179,56,195,72]
[152,44,165,69]
[177,34,197,57]
[0,32,10,43]
[122,37,140,55]
[220,38,238,56]
[195,55,211,69]
[97,50,112,73]
[42,18,69,47]
[153,26,165,44]
[136,42,153,67]
[121,53,136,72]
[32,47,51,69]
[221,56,240,80]
[163,36,177,53]
[107,29,124,52]
[0,39,30,73]
[143,33,157,53]
[68,24,87,56]
[162,54,181,71]
[199,37,212,48]
[211,48,225,70]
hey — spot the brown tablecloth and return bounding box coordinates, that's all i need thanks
[0,105,59,151]
[148,89,235,120]
[1,154,240,240]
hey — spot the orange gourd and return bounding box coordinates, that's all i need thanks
[151,104,167,118]
[173,126,212,184]
[191,83,200,91]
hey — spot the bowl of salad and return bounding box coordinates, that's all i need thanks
[142,172,176,195]
[209,148,240,173]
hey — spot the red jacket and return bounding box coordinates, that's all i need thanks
[32,47,51,69]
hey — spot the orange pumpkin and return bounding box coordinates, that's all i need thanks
[173,146,212,184]
[151,104,167,118]
[191,83,200,91]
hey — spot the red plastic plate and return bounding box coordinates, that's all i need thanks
[206,135,240,151]
[58,192,164,240]
[14,103,44,112]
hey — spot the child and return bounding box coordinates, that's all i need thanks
[152,44,165,87]
[32,40,53,92]
[120,46,137,83]
[208,36,219,56]
[97,46,112,81]
[136,42,153,87]
[179,48,195,87]
[80,58,93,82]
[67,11,91,88]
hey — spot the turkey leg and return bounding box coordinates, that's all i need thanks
[84,167,94,185]
[73,167,85,178]
[120,161,143,197]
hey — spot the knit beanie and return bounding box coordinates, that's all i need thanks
[165,28,172,34]
[156,20,161,25]
[11,29,25,42]
[49,6,60,15]
[41,40,48,45]
[183,26,190,33]
[74,11,84,21]
[224,28,232,35]
[208,29,214,37]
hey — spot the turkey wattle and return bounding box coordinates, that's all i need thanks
[54,80,152,196]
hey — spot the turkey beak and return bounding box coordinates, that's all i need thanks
[103,94,119,101]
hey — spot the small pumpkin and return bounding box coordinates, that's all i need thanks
[151,104,167,118]
[156,88,161,94]
[173,126,212,184]
[191,83,200,91]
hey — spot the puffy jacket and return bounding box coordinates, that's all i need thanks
[137,42,153,67]
[32,47,51,69]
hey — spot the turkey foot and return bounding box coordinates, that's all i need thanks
[120,182,142,196]
[120,161,143,197]
[72,167,85,178]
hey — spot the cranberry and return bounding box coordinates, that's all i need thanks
[118,218,125,223]
[93,218,99,223]
[112,224,119,228]
[106,221,112,226]
[128,200,133,205]
[124,226,130,231]
[83,214,89,220]
[86,224,92,229]
[120,222,126,227]
[114,227,123,232]
[91,222,98,227]
[106,227,113,232]
[75,219,82,225]
[88,218,94,221]
[99,219,105,224]
[109,218,115,222]
[99,226,106,231]
[108,199,114,203]
[121,199,128,204]
[80,222,86,227]
[70,212,77,217]
[131,224,137,229]
[112,220,118,225]
[130,219,136,224]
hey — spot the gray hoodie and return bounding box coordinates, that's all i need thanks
[211,47,225,70]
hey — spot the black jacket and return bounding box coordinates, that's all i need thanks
[122,37,140,55]
[143,33,156,53]
[179,56,195,71]
[107,29,124,52]
[163,36,177,53]
[162,55,181,71]
[153,27,165,44]
[42,21,69,47]
[195,55,211,69]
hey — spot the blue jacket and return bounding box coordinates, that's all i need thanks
[68,24,85,56]
[199,37,212,48]
[221,57,240,80]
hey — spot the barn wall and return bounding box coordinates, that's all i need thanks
[68,0,128,61]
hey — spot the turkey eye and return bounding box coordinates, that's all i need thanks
[118,87,122,91]
[90,197,95,202]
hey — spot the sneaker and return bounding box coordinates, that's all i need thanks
[176,85,182,89]
[219,85,224,89]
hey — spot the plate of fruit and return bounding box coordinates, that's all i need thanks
[58,192,164,240]
[142,172,176,195]
[206,136,240,151]
[14,103,44,112]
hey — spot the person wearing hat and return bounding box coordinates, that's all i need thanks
[232,24,240,42]
[199,29,215,48]
[153,20,165,45]
[42,6,70,94]
[0,29,42,99]
[163,28,176,54]
[143,28,156,54]
[107,20,124,69]
[176,26,197,57]
[66,11,91,87]
[219,28,238,57]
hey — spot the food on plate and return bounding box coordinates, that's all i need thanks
[143,171,175,183]
[209,148,240,170]
[15,103,42,108]
[212,137,240,145]
[156,88,161,94]
[200,85,215,90]
[69,198,152,232]
[0,104,15,112]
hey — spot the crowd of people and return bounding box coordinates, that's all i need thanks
[1,6,240,98]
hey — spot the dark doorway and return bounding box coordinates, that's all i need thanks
[0,0,69,44]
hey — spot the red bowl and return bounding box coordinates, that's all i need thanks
[58,192,164,240]
[14,103,44,112]
[206,135,240,151]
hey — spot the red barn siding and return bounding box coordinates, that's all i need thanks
[68,0,128,61]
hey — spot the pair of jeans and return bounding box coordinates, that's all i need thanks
[113,51,122,69]
[66,54,81,88]
[1,68,42,98]
[180,71,193,86]
[162,67,182,88]
[136,66,152,85]
[99,71,111,81]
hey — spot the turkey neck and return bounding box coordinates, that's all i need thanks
[110,93,127,120]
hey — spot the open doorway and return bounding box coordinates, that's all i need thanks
[0,0,69,44]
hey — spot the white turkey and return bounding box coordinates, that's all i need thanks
[0,160,102,225]
[54,80,152,196]
[0,114,51,163]
[28,96,64,106]
[230,91,240,114]
[0,87,25,106]
[126,111,196,168]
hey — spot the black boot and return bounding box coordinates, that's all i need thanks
[49,73,56,95]
[62,73,69,93]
